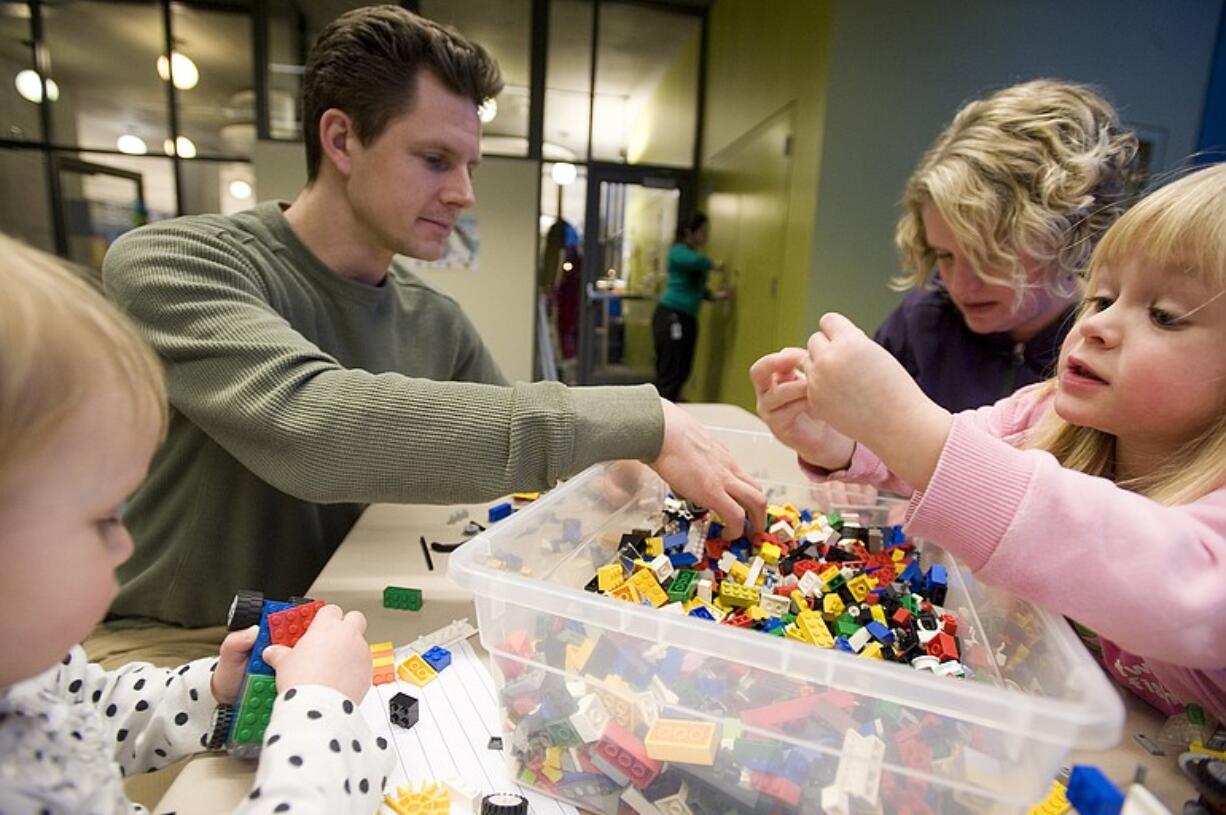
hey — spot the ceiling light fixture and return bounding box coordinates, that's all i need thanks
[228,179,252,200]
[14,69,58,103]
[163,136,197,158]
[156,51,199,90]
[478,97,498,124]
[550,162,577,186]
[117,134,148,155]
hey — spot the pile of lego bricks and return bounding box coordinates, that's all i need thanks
[586,499,965,672]
[481,502,1023,815]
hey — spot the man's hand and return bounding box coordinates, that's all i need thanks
[804,313,952,490]
[750,347,855,471]
[650,399,766,538]
[262,605,372,703]
[210,626,259,705]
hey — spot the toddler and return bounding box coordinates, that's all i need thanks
[0,234,391,813]
[753,165,1226,721]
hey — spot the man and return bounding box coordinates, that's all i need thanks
[93,6,764,665]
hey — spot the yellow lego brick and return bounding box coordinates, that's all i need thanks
[541,764,563,783]
[759,542,781,564]
[796,610,834,648]
[785,623,810,643]
[369,641,394,655]
[819,565,842,587]
[645,536,663,557]
[1191,738,1226,759]
[629,569,668,607]
[597,563,623,592]
[566,638,596,673]
[644,718,721,765]
[544,746,562,770]
[595,678,640,730]
[860,642,884,659]
[397,654,438,687]
[372,655,395,669]
[1026,780,1069,815]
[718,580,760,608]
[683,597,727,622]
[767,504,800,526]
[727,561,750,584]
[608,582,642,604]
[870,605,887,626]
[511,491,541,501]
[789,589,809,615]
[891,548,907,562]
[385,781,450,815]
[847,574,873,602]
[823,593,846,618]
[747,605,768,621]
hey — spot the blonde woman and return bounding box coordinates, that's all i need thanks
[753,164,1226,721]
[876,79,1138,411]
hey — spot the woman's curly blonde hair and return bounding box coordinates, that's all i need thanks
[894,79,1139,298]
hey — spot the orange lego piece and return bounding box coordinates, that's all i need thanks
[644,718,721,765]
[266,599,325,648]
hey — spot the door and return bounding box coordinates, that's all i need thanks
[693,105,794,408]
[578,163,694,386]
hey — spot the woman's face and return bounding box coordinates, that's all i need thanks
[922,204,1079,341]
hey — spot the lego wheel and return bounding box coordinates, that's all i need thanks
[480,793,528,815]
[226,590,264,631]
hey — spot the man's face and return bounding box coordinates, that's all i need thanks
[345,70,481,261]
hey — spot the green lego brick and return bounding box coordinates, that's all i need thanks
[383,585,422,611]
[231,674,277,746]
[545,718,582,748]
[667,569,697,603]
[834,614,860,638]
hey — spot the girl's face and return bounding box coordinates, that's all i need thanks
[1056,259,1226,477]
[922,205,1079,341]
[0,382,159,686]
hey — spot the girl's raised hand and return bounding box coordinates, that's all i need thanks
[805,313,952,490]
[750,347,855,471]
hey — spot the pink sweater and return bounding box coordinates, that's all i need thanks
[825,383,1226,722]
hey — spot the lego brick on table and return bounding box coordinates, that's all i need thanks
[421,645,452,673]
[643,718,720,765]
[389,691,420,730]
[384,584,423,611]
[398,653,439,687]
[371,640,395,686]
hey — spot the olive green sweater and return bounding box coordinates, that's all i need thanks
[102,202,663,627]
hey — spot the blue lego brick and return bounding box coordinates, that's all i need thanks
[562,517,583,544]
[689,606,715,621]
[925,563,949,603]
[488,501,512,522]
[708,521,724,539]
[799,509,813,523]
[1066,765,1124,815]
[668,552,699,568]
[834,636,854,653]
[245,600,293,676]
[899,560,924,592]
[421,645,452,673]
[866,621,894,645]
[662,531,688,552]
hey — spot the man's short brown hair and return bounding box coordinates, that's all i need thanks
[301,6,503,181]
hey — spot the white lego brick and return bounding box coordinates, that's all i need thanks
[834,729,885,805]
[569,693,610,743]
[443,776,482,814]
[758,593,790,618]
[407,617,478,653]
[797,571,821,597]
[650,675,680,706]
[621,785,662,815]
[696,579,713,605]
[821,785,850,815]
[848,626,871,653]
[717,552,738,573]
[745,556,765,587]
[649,554,674,584]
[769,519,795,540]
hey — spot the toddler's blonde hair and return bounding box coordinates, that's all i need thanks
[895,79,1138,299]
[0,234,166,485]
[1029,163,1226,504]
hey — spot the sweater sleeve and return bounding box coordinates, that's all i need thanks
[51,646,218,775]
[906,410,1226,670]
[102,223,664,505]
[231,686,392,815]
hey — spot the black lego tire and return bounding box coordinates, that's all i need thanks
[480,793,528,815]
[226,590,264,631]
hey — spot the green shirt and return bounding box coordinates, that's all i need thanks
[658,242,715,317]
[102,202,663,627]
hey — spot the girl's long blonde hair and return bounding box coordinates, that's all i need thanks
[1028,163,1226,505]
[895,79,1138,299]
[0,234,167,486]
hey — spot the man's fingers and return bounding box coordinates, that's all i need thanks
[727,476,767,536]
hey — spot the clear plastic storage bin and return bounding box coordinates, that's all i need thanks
[450,428,1123,814]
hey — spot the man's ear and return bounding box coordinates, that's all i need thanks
[319,108,356,177]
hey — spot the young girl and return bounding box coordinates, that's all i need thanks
[0,235,391,812]
[877,79,1138,412]
[752,164,1226,722]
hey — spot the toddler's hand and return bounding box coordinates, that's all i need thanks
[210,626,259,705]
[750,347,854,471]
[262,605,371,703]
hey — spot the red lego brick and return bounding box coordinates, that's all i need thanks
[749,771,801,807]
[266,599,325,648]
[594,719,661,789]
